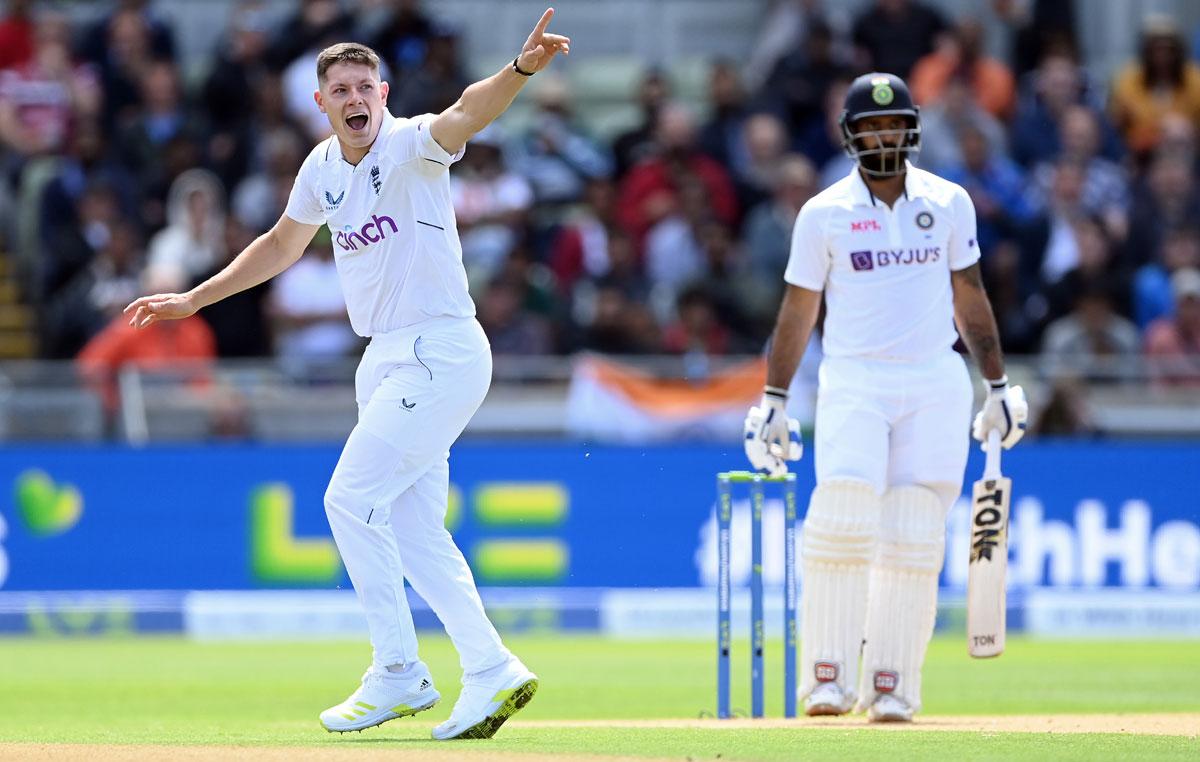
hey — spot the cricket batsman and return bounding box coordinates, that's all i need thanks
[124,7,569,741]
[743,73,1029,721]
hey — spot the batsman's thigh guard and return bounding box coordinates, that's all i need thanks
[858,484,947,713]
[799,480,882,704]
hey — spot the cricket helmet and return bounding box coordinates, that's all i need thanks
[839,72,921,177]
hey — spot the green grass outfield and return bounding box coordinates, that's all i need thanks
[0,635,1197,760]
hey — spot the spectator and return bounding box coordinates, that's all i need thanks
[662,285,731,356]
[643,179,710,301]
[450,127,534,287]
[1125,151,1200,269]
[569,228,651,314]
[193,217,272,358]
[1017,157,1087,292]
[1039,214,1126,324]
[743,0,823,92]
[0,0,34,71]
[1110,16,1200,158]
[616,103,737,242]
[477,276,553,355]
[41,181,121,305]
[1031,376,1095,436]
[851,0,949,80]
[1134,225,1200,328]
[89,5,161,130]
[0,13,101,163]
[202,1,274,189]
[38,120,138,255]
[77,264,216,414]
[575,283,660,355]
[1027,105,1129,239]
[547,178,619,294]
[698,59,751,170]
[1010,53,1120,168]
[269,237,357,361]
[761,17,849,143]
[265,0,353,71]
[146,169,226,283]
[389,22,468,117]
[741,154,817,299]
[231,127,304,233]
[78,0,175,71]
[911,18,1016,120]
[1144,267,1200,383]
[116,59,206,229]
[941,123,1034,254]
[1041,281,1140,378]
[917,78,1007,174]
[367,0,436,79]
[730,112,789,213]
[43,219,143,359]
[513,74,612,206]
[612,68,670,179]
[993,0,1079,78]
[815,77,855,187]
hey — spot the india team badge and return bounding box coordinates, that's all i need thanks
[916,211,934,229]
[870,77,894,106]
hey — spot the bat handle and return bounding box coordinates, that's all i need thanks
[984,429,1002,479]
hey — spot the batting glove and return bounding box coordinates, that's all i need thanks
[972,376,1028,449]
[743,386,802,476]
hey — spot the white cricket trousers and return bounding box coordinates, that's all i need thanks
[815,350,973,501]
[324,315,511,674]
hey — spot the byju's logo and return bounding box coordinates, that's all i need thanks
[336,214,398,252]
[850,250,874,271]
[324,190,345,210]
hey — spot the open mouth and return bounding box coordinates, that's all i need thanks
[346,113,368,132]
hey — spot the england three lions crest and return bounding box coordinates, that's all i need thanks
[370,165,382,195]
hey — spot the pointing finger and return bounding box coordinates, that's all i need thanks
[532,7,553,37]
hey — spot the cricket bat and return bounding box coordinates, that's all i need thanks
[967,429,1010,658]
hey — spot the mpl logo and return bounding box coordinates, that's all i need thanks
[851,219,881,233]
[335,214,399,252]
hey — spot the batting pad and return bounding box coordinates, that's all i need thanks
[857,484,947,713]
[799,480,881,703]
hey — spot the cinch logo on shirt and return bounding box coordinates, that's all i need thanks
[849,248,941,271]
[335,214,399,252]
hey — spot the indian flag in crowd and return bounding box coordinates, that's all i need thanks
[565,355,767,441]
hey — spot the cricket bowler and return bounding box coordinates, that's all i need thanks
[124,7,570,741]
[743,72,1029,721]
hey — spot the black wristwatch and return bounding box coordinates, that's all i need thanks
[512,57,534,76]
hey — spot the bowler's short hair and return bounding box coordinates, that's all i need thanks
[316,43,381,83]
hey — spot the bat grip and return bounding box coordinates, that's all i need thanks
[984,429,1002,479]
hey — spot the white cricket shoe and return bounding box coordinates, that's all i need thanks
[320,662,441,733]
[867,693,913,723]
[431,659,539,740]
[805,682,853,716]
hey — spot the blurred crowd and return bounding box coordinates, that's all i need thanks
[1,0,1199,395]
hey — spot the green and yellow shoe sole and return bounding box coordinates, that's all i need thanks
[447,678,539,740]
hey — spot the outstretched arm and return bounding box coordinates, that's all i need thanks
[429,7,570,154]
[124,213,319,328]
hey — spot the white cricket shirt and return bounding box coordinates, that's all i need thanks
[285,110,473,337]
[784,163,980,361]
